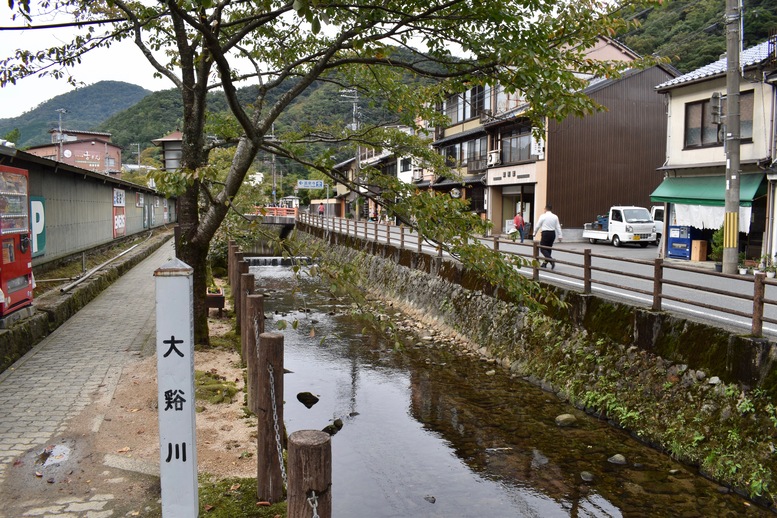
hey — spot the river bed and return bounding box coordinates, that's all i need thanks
[251,264,769,517]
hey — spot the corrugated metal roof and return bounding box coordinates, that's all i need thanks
[656,40,772,91]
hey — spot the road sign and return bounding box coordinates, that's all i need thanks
[297,179,324,189]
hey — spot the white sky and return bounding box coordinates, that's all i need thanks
[0,13,170,119]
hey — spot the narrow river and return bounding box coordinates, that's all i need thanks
[251,263,770,517]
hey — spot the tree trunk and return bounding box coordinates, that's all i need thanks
[176,181,210,345]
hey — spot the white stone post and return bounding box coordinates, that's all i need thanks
[154,258,199,517]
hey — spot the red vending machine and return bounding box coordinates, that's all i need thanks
[0,165,33,316]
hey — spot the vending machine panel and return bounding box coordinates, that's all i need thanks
[0,165,33,316]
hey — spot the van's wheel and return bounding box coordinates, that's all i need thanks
[639,242,649,248]
[654,234,662,247]
[589,238,597,244]
[612,235,622,247]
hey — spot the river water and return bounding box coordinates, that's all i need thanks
[250,263,770,517]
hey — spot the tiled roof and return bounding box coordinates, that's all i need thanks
[656,40,772,90]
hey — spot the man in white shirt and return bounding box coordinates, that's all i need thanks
[533,204,562,269]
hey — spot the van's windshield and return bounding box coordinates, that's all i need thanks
[623,208,653,223]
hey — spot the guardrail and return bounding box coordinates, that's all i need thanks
[254,206,298,217]
[297,213,777,339]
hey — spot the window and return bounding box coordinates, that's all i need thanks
[105,157,116,167]
[467,137,488,171]
[400,158,412,172]
[467,86,485,120]
[501,125,532,164]
[684,91,754,148]
[443,144,459,166]
[445,94,460,125]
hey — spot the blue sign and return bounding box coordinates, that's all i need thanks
[297,180,325,189]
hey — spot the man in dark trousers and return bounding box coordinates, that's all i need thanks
[533,204,562,269]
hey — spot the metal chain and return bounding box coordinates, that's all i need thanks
[267,363,288,487]
[307,490,320,518]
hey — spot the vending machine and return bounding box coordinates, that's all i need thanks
[0,165,33,316]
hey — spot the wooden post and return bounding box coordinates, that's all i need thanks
[257,332,285,503]
[532,242,540,281]
[400,225,405,250]
[288,430,332,518]
[228,242,237,293]
[246,295,264,414]
[652,258,663,312]
[235,260,248,334]
[154,258,198,516]
[240,273,255,359]
[386,221,391,246]
[493,236,499,252]
[232,252,245,295]
[417,231,422,254]
[583,249,592,294]
[373,221,378,241]
[753,273,765,337]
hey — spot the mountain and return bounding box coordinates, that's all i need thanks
[0,81,151,149]
[617,0,777,74]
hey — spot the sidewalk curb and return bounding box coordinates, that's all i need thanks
[0,229,174,378]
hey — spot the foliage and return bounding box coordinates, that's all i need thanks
[709,226,724,262]
[3,0,665,344]
[617,0,777,73]
[2,128,20,144]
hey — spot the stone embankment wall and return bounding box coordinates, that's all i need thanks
[0,229,173,375]
[296,223,777,509]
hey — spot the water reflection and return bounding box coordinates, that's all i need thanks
[251,265,767,517]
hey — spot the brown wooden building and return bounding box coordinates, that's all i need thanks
[547,66,677,228]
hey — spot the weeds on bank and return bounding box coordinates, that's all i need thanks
[198,475,286,517]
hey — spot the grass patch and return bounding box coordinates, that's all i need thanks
[206,331,240,353]
[195,369,239,404]
[198,475,286,517]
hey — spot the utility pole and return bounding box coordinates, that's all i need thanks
[55,108,67,161]
[340,89,360,221]
[131,143,141,167]
[722,0,742,274]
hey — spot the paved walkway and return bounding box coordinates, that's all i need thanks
[0,240,175,517]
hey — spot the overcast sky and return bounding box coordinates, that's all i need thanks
[0,13,170,119]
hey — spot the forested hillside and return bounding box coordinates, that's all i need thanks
[618,0,777,73]
[0,81,150,149]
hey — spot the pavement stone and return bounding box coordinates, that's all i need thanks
[0,239,175,516]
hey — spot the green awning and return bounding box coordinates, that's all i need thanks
[650,174,766,207]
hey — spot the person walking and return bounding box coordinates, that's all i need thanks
[534,204,562,269]
[318,203,325,217]
[513,211,525,243]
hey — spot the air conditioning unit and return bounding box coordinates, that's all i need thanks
[487,150,500,166]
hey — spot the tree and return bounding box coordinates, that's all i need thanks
[3,0,659,343]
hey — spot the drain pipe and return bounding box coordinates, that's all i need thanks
[60,244,140,293]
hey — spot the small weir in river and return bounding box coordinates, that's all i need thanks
[250,262,769,517]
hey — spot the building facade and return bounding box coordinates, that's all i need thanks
[25,129,123,176]
[651,38,777,260]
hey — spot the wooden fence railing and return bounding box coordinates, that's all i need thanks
[297,213,777,339]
